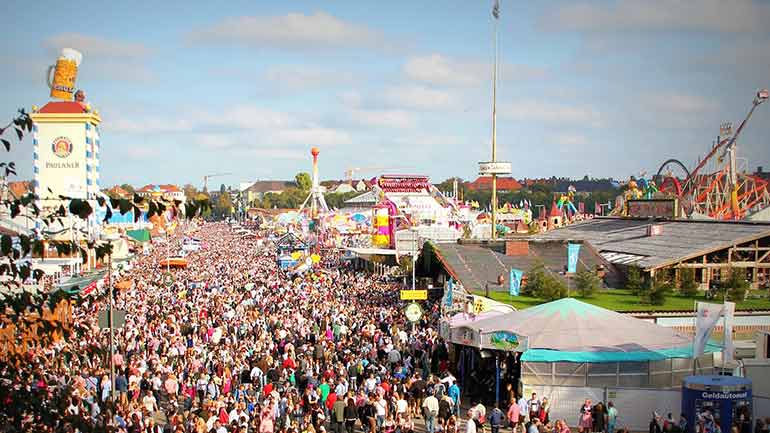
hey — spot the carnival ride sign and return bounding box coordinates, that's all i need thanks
[400,290,428,301]
[627,199,678,218]
[478,161,512,175]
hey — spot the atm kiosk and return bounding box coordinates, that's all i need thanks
[682,376,752,433]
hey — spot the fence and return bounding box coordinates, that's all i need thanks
[522,354,719,389]
[524,384,681,432]
[525,385,770,432]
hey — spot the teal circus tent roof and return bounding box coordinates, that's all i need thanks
[126,228,151,243]
[454,298,718,362]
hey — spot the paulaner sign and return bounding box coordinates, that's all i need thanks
[45,161,80,169]
[701,391,748,399]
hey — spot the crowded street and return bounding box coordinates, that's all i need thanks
[0,222,479,433]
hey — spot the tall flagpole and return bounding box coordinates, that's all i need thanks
[491,2,499,240]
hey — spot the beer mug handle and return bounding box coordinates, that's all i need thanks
[46,65,55,89]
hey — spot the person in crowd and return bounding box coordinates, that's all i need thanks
[579,400,593,433]
[527,393,541,422]
[606,401,618,433]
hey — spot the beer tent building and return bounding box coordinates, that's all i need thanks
[448,298,721,389]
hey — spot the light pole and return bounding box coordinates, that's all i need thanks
[108,252,115,402]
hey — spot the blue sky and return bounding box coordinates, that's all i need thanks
[2,0,769,188]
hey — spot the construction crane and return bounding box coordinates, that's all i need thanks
[202,172,232,192]
[344,166,410,182]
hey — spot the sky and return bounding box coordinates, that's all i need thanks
[1,0,769,188]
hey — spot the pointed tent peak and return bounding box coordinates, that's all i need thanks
[549,201,561,217]
[523,297,613,319]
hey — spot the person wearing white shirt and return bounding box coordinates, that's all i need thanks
[465,411,477,433]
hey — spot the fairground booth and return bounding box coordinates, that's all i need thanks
[445,298,721,431]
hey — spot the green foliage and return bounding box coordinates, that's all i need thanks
[214,192,234,217]
[120,183,135,195]
[722,268,749,302]
[649,279,672,306]
[679,268,699,297]
[626,266,644,296]
[295,172,312,191]
[524,261,568,301]
[325,191,360,209]
[575,270,601,298]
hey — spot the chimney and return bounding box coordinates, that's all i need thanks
[647,224,664,236]
[506,240,529,256]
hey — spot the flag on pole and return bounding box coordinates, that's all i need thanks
[492,0,501,19]
[723,301,736,363]
[694,302,726,358]
[509,268,523,296]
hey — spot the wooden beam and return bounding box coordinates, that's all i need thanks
[676,262,770,269]
[734,247,770,252]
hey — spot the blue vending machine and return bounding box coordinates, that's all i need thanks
[681,376,752,433]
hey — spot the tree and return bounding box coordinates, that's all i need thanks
[648,270,673,305]
[722,268,749,302]
[214,192,234,218]
[295,172,312,191]
[626,267,644,296]
[120,183,135,195]
[524,262,567,301]
[575,270,601,298]
[183,184,198,201]
[679,268,699,297]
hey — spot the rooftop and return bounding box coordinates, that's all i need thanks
[432,240,606,292]
[532,217,770,270]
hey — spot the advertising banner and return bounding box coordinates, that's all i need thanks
[567,243,581,274]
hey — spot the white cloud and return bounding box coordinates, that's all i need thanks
[404,54,546,87]
[187,12,382,50]
[549,133,589,146]
[263,65,355,91]
[271,127,352,146]
[106,117,193,134]
[44,33,151,59]
[541,0,770,33]
[643,94,719,114]
[250,148,306,160]
[210,105,296,130]
[500,101,602,127]
[405,54,480,87]
[382,85,458,111]
[123,146,159,160]
[347,109,416,129]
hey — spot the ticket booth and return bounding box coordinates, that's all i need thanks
[682,376,752,433]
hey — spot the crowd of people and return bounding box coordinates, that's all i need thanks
[1,220,766,433]
[0,222,460,433]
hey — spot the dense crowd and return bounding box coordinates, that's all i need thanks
[3,221,763,433]
[0,222,458,433]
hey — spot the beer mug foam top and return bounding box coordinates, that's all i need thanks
[47,48,83,100]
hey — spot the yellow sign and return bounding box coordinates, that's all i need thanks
[400,290,428,301]
[474,298,484,314]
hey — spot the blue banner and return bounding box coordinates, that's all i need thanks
[509,269,523,296]
[445,278,454,306]
[567,243,581,273]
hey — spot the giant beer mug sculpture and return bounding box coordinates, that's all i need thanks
[46,48,82,100]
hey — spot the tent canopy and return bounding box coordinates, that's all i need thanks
[451,298,717,362]
[126,229,151,243]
